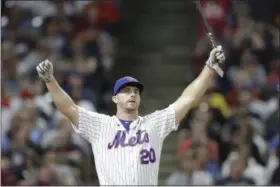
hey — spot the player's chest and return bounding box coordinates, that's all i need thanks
[107,128,150,149]
[100,122,157,150]
[94,120,161,166]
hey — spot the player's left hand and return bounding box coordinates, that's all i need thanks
[205,45,225,68]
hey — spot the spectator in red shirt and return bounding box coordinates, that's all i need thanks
[74,1,120,33]
[178,117,219,161]
[198,0,231,38]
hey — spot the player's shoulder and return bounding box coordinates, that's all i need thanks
[78,106,113,119]
[142,104,174,120]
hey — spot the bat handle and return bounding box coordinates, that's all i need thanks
[213,65,224,77]
[207,33,224,77]
[208,33,217,48]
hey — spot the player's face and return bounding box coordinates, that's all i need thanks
[114,86,141,111]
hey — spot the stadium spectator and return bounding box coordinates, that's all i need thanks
[166,148,214,185]
[216,155,255,185]
[173,0,279,185]
[1,1,119,185]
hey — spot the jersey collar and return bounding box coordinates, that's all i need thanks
[113,116,143,131]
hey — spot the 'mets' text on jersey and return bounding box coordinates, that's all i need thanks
[108,130,149,149]
[72,104,178,185]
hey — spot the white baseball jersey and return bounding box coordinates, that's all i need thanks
[72,104,178,185]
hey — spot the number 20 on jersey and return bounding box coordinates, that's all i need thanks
[140,148,156,164]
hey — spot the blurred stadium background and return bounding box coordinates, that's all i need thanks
[1,0,279,185]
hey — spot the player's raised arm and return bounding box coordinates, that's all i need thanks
[173,45,225,124]
[36,59,79,126]
[37,59,108,143]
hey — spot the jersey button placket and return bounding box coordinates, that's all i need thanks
[135,150,139,184]
[129,148,135,184]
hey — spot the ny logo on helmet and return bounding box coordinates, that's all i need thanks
[126,77,136,82]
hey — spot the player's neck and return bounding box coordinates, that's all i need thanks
[116,110,138,121]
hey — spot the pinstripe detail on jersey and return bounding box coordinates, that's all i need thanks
[72,104,178,185]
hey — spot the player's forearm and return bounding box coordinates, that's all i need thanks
[182,66,215,102]
[45,76,78,123]
[173,66,215,123]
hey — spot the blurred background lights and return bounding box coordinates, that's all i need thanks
[32,16,43,28]
[5,1,16,8]
[1,16,9,27]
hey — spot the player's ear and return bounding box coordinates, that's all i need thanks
[112,96,118,104]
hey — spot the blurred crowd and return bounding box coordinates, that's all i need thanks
[1,0,279,186]
[167,0,279,186]
[1,0,120,185]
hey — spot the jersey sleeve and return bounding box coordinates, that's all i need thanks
[71,106,108,143]
[145,104,179,140]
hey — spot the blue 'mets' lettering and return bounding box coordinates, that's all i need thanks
[108,130,149,149]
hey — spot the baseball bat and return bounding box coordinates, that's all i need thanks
[194,0,224,77]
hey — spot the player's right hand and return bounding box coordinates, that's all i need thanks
[206,45,225,68]
[36,59,54,83]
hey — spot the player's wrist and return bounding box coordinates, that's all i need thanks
[44,74,54,83]
[205,64,216,72]
[205,57,214,68]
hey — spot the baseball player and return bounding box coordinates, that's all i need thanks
[36,45,225,185]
